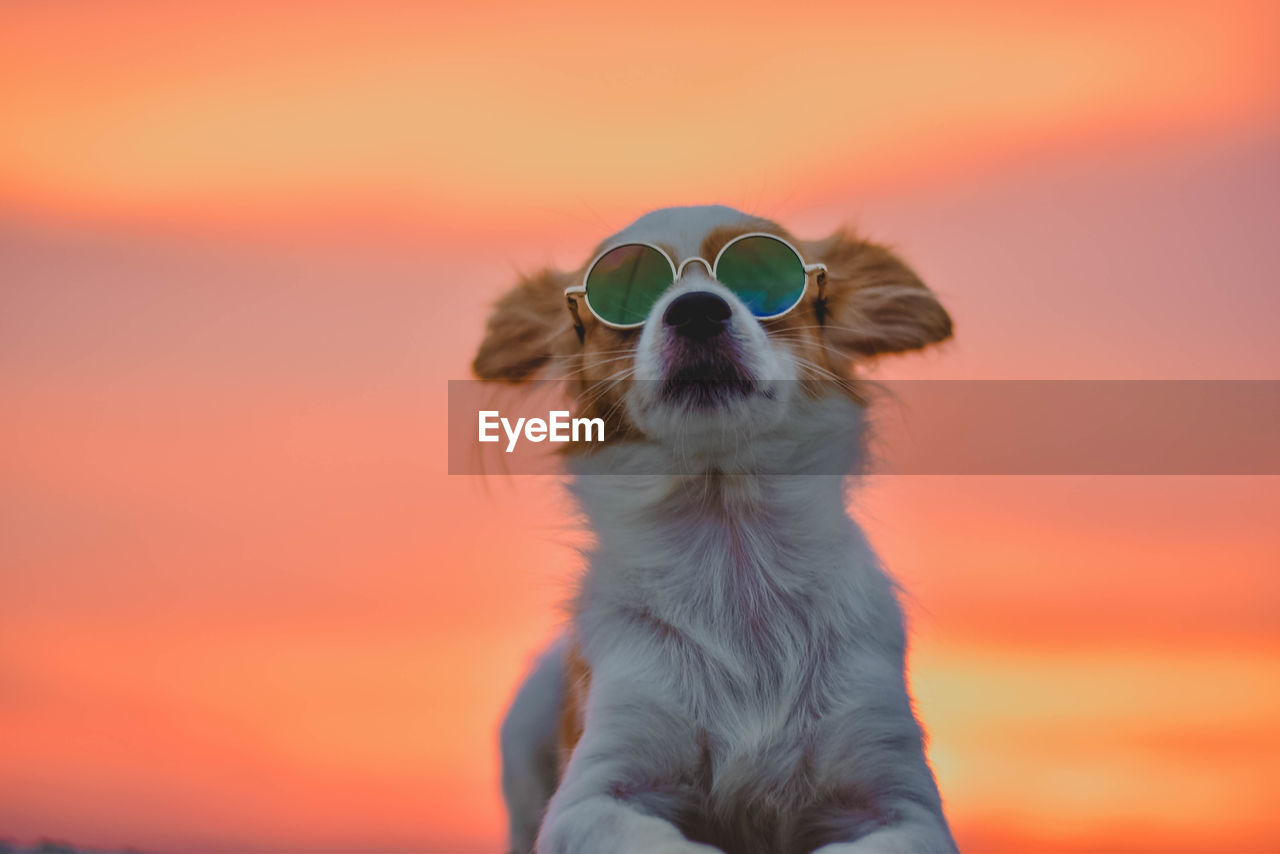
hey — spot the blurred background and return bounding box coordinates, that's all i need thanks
[2,1,1278,852]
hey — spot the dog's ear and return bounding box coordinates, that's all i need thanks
[803,229,952,356]
[473,267,579,381]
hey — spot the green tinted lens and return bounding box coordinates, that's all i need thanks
[585,244,674,326]
[714,235,807,317]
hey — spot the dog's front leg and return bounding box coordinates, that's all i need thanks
[809,662,958,854]
[536,672,721,854]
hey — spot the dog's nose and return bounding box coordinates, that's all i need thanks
[663,291,731,340]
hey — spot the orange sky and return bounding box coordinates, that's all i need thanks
[2,2,1279,852]
[3,1,1278,231]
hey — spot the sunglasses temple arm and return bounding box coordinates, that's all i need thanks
[807,264,829,326]
[565,289,586,343]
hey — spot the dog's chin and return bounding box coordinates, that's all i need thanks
[625,358,792,455]
[660,353,757,410]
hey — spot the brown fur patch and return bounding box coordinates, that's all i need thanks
[557,639,591,776]
[698,221,791,265]
[799,229,952,357]
[473,267,580,381]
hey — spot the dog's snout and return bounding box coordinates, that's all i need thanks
[663,291,731,340]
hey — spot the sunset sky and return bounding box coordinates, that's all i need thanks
[2,2,1278,852]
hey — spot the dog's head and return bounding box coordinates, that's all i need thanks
[473,205,950,455]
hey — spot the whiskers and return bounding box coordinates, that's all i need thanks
[769,333,861,398]
[576,364,638,429]
[545,348,637,380]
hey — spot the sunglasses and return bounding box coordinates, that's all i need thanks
[564,232,827,336]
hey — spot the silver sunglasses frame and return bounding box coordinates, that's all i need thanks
[563,231,828,336]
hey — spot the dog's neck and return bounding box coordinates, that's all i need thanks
[568,393,869,638]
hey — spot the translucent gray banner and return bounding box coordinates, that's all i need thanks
[447,380,1280,475]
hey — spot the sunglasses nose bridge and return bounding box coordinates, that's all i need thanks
[675,256,714,281]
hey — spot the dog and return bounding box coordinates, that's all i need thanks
[473,205,957,854]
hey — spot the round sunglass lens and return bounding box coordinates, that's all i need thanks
[714,236,807,318]
[585,244,674,326]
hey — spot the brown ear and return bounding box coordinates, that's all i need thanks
[805,229,952,356]
[473,267,578,381]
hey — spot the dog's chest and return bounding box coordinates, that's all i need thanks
[675,615,836,852]
[685,702,828,854]
[579,476,870,851]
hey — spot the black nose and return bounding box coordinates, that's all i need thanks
[663,291,731,340]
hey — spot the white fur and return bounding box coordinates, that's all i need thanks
[501,637,569,851]
[500,207,956,854]
[610,205,759,261]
